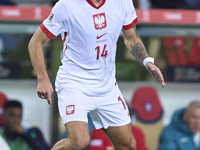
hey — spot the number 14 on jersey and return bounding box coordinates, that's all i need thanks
[95,44,108,60]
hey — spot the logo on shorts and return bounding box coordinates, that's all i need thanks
[93,13,107,30]
[118,96,126,110]
[66,105,75,115]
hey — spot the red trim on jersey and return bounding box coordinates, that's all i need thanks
[40,23,56,39]
[64,46,68,51]
[123,18,138,30]
[62,32,67,43]
[86,0,106,9]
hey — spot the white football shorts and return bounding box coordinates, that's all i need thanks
[55,81,131,129]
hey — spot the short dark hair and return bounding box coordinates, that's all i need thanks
[3,100,22,110]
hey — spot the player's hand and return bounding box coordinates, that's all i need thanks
[146,62,166,87]
[37,78,54,105]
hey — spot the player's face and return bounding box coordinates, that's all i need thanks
[3,107,22,129]
[185,107,200,134]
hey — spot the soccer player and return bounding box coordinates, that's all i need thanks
[28,0,166,149]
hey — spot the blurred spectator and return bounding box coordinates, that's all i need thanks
[138,0,151,9]
[0,0,16,5]
[51,0,58,6]
[149,0,186,9]
[149,0,200,9]
[159,101,200,150]
[88,104,147,150]
[184,0,200,9]
[0,100,50,150]
[0,134,11,150]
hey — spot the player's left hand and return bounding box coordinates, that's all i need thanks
[146,62,166,87]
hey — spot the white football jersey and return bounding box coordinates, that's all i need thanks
[41,0,138,95]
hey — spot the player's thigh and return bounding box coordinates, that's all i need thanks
[65,121,90,145]
[102,123,136,148]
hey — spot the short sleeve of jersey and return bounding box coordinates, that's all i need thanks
[40,0,68,39]
[123,0,138,30]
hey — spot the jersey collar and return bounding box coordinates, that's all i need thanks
[86,0,106,9]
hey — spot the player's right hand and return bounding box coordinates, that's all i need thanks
[37,78,54,105]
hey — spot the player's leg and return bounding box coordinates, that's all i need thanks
[90,83,136,150]
[52,121,90,150]
[102,123,136,150]
[54,79,93,150]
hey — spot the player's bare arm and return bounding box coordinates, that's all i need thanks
[28,28,54,104]
[123,26,166,87]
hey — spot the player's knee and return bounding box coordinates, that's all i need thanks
[75,138,90,149]
[123,141,136,150]
[130,139,136,150]
[128,136,136,150]
[70,136,90,149]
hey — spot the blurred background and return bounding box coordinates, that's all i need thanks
[0,0,200,149]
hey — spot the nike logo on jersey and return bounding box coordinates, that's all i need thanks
[97,33,107,39]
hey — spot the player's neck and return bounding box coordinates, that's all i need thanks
[90,0,103,7]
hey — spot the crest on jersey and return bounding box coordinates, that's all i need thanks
[93,13,107,30]
[66,105,75,115]
[48,11,54,22]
